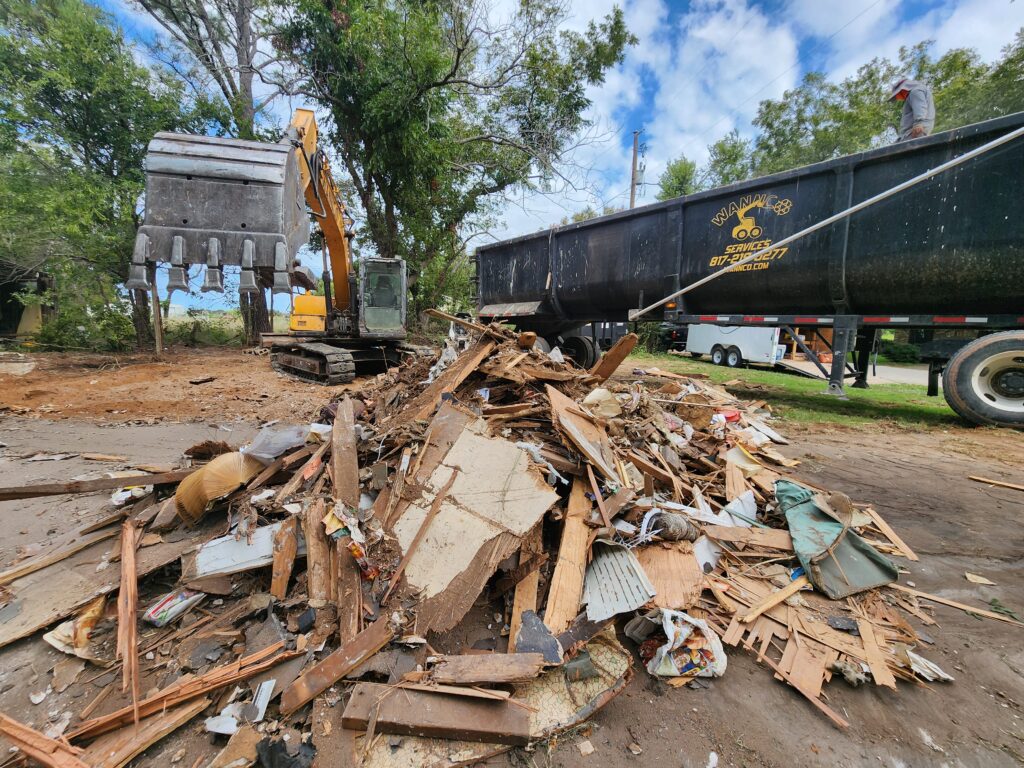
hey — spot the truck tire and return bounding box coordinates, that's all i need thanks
[943,331,1024,429]
[710,345,726,366]
[533,336,552,355]
[563,335,599,369]
[726,347,744,368]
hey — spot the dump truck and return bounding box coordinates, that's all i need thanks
[128,109,409,384]
[475,111,1024,428]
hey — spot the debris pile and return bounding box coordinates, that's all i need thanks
[0,313,1018,766]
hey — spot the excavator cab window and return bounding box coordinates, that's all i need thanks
[360,259,406,335]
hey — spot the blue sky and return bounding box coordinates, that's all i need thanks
[100,0,1024,311]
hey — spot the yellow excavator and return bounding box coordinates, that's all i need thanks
[127,109,409,384]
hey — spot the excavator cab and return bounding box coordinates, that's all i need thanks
[359,259,406,338]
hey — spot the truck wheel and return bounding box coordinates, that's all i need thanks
[562,335,599,369]
[710,345,726,366]
[726,347,744,368]
[533,336,552,355]
[943,331,1024,429]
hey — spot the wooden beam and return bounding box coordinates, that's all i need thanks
[543,482,591,634]
[508,527,542,653]
[332,397,360,508]
[302,498,332,610]
[279,617,395,716]
[589,332,638,382]
[890,584,1024,628]
[116,520,142,725]
[342,683,531,746]
[424,308,491,335]
[969,475,1024,493]
[0,469,195,502]
[430,653,547,686]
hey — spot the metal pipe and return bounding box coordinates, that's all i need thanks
[628,124,1024,321]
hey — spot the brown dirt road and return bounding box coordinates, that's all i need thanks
[1,348,1022,767]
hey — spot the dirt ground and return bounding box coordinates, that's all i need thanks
[1,348,1023,767]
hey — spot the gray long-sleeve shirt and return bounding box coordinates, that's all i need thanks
[898,80,935,140]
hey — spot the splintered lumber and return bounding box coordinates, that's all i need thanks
[69,643,301,741]
[0,468,194,502]
[429,653,547,685]
[0,712,89,768]
[544,482,591,634]
[116,519,142,724]
[635,543,703,610]
[589,332,638,382]
[969,475,1024,493]
[508,527,542,653]
[247,445,314,491]
[862,507,918,561]
[705,525,794,551]
[890,584,1024,628]
[303,498,332,609]
[280,618,395,716]
[740,575,809,624]
[424,307,491,336]
[270,516,299,600]
[857,619,897,690]
[516,331,538,349]
[79,697,211,768]
[342,683,531,746]
[332,397,360,507]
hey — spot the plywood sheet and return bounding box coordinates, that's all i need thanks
[635,543,703,610]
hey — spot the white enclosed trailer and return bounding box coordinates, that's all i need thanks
[685,324,785,367]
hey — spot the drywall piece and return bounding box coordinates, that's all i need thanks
[185,521,307,579]
[583,541,656,622]
[390,425,558,630]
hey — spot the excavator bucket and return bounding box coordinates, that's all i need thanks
[127,132,312,295]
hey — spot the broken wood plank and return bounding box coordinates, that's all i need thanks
[857,618,897,690]
[280,617,395,716]
[587,464,613,528]
[543,481,591,634]
[969,475,1024,493]
[247,445,314,491]
[397,339,497,423]
[547,385,618,481]
[0,469,194,502]
[0,713,88,767]
[332,397,360,508]
[589,332,638,382]
[430,653,547,685]
[705,525,793,551]
[890,584,1024,628]
[79,697,210,768]
[270,516,299,600]
[342,682,531,746]
[740,575,809,624]
[862,507,918,561]
[303,498,332,610]
[397,682,512,701]
[116,519,142,725]
[424,307,492,336]
[276,440,330,502]
[508,527,542,653]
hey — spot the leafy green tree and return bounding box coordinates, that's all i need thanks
[0,0,209,346]
[703,130,752,187]
[656,155,699,200]
[273,0,635,320]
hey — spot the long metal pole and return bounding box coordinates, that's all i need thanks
[629,130,640,209]
[628,125,1024,321]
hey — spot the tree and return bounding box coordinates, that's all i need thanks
[135,0,290,343]
[703,130,753,188]
[657,155,698,200]
[273,0,635,319]
[0,0,208,346]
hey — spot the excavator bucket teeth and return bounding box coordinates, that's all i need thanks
[133,132,309,289]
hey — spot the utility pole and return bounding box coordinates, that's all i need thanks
[629,130,640,209]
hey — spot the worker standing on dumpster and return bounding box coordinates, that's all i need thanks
[889,76,935,140]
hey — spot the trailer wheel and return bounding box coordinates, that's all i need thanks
[726,347,744,368]
[710,345,726,366]
[562,335,599,369]
[943,331,1024,429]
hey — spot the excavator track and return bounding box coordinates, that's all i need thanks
[271,342,356,385]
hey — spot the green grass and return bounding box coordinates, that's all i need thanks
[628,351,959,429]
